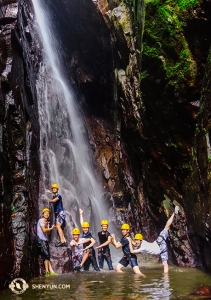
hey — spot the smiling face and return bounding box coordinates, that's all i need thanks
[43,211,50,219]
[101,225,108,232]
[73,234,79,242]
[52,187,58,194]
[82,227,89,234]
[121,229,129,237]
[135,240,141,247]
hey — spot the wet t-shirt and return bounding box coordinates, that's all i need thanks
[98,231,111,253]
[120,236,136,259]
[137,240,161,255]
[70,238,85,257]
[53,194,64,214]
[37,218,48,241]
[82,232,92,249]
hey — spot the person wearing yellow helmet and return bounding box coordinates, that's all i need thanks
[95,219,114,270]
[111,223,145,276]
[70,227,95,272]
[37,208,57,276]
[49,183,67,247]
[128,207,180,273]
[79,209,100,271]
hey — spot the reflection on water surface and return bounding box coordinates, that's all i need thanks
[1,263,211,300]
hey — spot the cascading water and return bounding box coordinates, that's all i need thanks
[32,0,107,238]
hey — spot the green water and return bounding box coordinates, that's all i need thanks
[1,257,211,300]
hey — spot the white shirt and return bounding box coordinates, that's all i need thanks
[37,218,48,241]
[70,238,85,257]
[137,240,160,255]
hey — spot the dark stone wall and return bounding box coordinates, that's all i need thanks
[139,0,211,270]
[0,0,40,289]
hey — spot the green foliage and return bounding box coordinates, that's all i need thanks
[142,0,200,92]
[177,0,199,10]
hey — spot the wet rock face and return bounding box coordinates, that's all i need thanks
[47,0,211,272]
[0,0,40,289]
[139,0,211,271]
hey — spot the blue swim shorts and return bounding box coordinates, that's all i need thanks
[156,228,169,262]
[119,255,138,268]
[55,210,66,225]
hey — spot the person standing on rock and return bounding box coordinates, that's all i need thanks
[111,223,145,276]
[70,227,95,271]
[128,206,180,273]
[79,209,100,271]
[37,207,57,277]
[49,183,67,247]
[95,220,114,270]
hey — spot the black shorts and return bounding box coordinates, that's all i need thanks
[119,255,138,268]
[37,238,50,261]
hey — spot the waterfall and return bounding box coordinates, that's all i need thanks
[32,0,106,236]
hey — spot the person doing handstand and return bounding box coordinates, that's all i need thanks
[128,206,180,273]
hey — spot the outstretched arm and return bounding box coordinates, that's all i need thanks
[111,234,122,249]
[79,208,84,227]
[77,238,91,245]
[96,236,112,249]
[83,238,96,251]
[128,238,140,254]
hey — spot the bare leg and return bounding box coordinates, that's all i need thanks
[115,263,124,273]
[44,260,49,273]
[56,222,66,242]
[133,266,146,277]
[80,250,90,267]
[165,213,175,230]
[163,261,169,273]
[48,261,55,273]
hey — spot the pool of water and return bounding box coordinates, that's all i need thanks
[1,256,211,300]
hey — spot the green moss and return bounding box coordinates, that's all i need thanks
[142,0,200,92]
[177,0,199,9]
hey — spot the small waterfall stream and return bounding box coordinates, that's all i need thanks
[32,0,106,236]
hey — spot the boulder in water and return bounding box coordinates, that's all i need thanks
[192,285,211,296]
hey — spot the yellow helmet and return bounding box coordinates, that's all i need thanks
[72,228,80,235]
[51,183,59,189]
[121,223,130,230]
[82,221,90,228]
[101,219,109,226]
[134,233,143,240]
[42,208,50,214]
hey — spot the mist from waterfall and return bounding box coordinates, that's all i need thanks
[32,0,106,236]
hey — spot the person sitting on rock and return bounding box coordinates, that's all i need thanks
[79,209,100,271]
[37,207,57,277]
[70,227,95,271]
[128,206,180,273]
[95,219,114,270]
[111,223,145,276]
[49,183,67,247]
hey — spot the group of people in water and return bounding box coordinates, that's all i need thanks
[37,183,180,277]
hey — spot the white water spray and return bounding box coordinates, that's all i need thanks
[32,0,106,234]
